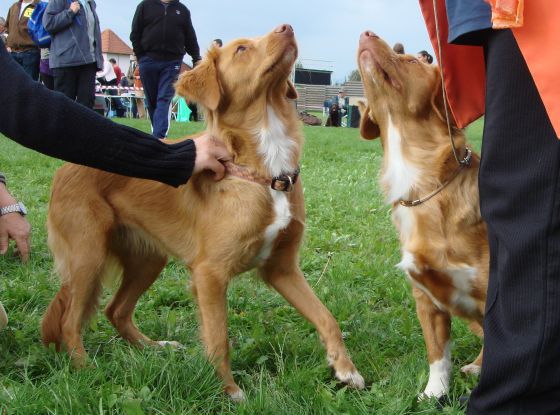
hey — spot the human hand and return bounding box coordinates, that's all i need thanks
[70,1,81,14]
[0,212,31,263]
[192,133,232,180]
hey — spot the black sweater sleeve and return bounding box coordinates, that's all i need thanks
[0,40,195,187]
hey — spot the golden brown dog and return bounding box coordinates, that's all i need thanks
[357,31,488,398]
[41,25,364,400]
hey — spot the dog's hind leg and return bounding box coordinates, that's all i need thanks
[51,252,105,368]
[413,287,452,399]
[105,252,168,346]
[190,264,243,401]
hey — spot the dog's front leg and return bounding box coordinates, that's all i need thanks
[191,265,244,402]
[412,286,452,399]
[260,257,364,389]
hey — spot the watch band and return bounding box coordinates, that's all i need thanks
[0,203,24,216]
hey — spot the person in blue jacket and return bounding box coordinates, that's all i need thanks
[43,0,102,108]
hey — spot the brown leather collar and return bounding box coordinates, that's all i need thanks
[224,161,300,192]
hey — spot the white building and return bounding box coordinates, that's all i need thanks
[101,29,133,77]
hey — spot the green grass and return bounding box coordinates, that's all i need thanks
[0,118,483,414]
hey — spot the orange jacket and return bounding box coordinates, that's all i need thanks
[419,0,560,138]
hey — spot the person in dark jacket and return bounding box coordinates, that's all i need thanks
[0,39,230,188]
[130,0,202,139]
[5,0,40,80]
[420,1,560,413]
[43,0,103,108]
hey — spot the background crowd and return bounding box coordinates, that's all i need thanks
[1,0,202,139]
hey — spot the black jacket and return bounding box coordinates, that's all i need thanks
[0,40,195,187]
[130,0,201,64]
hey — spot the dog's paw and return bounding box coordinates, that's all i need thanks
[460,363,481,375]
[156,340,184,349]
[419,383,448,401]
[226,387,246,403]
[335,370,366,390]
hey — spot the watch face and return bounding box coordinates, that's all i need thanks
[18,202,27,215]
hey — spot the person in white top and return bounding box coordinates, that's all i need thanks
[96,58,117,86]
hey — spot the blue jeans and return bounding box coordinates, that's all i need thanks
[11,49,40,81]
[138,56,182,138]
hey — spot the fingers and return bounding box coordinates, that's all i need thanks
[0,232,8,256]
[192,134,232,179]
[13,234,30,263]
[0,215,31,263]
[210,139,231,163]
[208,158,226,181]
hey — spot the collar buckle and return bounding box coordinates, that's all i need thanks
[271,168,300,192]
[271,174,294,192]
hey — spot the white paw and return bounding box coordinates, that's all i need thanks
[228,389,246,402]
[461,363,481,375]
[156,340,184,349]
[420,377,449,400]
[419,385,448,400]
[420,350,451,400]
[335,370,366,389]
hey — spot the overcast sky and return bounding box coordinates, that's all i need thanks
[0,0,434,83]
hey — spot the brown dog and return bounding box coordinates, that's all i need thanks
[356,31,488,398]
[41,25,364,401]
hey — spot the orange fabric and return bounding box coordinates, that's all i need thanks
[418,0,486,129]
[512,0,560,138]
[419,0,560,138]
[134,66,142,90]
[487,0,524,28]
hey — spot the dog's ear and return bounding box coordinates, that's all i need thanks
[286,80,298,99]
[430,70,456,127]
[358,101,380,140]
[175,57,221,111]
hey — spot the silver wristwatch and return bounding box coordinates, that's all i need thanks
[0,202,27,217]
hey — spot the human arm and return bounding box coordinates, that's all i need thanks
[43,0,79,35]
[96,60,112,78]
[183,9,202,65]
[130,3,145,59]
[0,40,231,187]
[0,175,31,263]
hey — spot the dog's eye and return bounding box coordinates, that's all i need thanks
[236,45,247,53]
[408,59,419,64]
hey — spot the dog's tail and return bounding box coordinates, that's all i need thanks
[41,285,70,350]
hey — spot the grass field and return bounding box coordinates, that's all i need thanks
[0,117,483,414]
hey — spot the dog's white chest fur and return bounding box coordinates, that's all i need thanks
[253,107,295,264]
[382,115,419,204]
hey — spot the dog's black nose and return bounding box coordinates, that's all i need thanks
[275,24,294,35]
[361,31,379,41]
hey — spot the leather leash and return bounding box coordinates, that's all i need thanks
[397,0,473,208]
